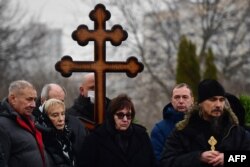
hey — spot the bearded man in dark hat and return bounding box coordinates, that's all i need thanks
[160,79,250,167]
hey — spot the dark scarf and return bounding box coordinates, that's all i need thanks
[105,117,133,155]
[114,127,133,154]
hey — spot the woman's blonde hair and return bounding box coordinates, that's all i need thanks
[43,98,65,114]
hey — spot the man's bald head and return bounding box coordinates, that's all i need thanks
[40,83,66,104]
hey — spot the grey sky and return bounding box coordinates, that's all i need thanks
[21,0,95,57]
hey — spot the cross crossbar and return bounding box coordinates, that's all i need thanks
[55,4,144,128]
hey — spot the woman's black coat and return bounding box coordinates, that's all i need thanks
[78,122,156,167]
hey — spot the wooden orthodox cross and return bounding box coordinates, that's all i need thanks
[55,4,144,129]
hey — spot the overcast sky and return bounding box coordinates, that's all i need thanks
[22,0,85,28]
[20,0,97,57]
[17,0,131,60]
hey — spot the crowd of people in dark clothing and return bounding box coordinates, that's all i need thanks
[0,74,250,167]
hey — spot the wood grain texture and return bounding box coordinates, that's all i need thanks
[55,4,144,128]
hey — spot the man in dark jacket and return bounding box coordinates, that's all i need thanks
[67,73,110,131]
[0,80,50,167]
[0,130,7,167]
[160,79,250,167]
[150,83,194,163]
[33,83,86,166]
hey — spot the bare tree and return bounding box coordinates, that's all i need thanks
[0,1,88,112]
[107,0,250,87]
[75,0,250,130]
[0,0,64,100]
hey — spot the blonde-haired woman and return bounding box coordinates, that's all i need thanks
[39,98,75,167]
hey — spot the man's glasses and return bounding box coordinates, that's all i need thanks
[115,112,132,120]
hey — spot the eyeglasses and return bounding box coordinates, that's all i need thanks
[115,112,132,120]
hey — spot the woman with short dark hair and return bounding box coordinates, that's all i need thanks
[79,94,156,167]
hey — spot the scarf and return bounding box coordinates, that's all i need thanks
[16,116,45,167]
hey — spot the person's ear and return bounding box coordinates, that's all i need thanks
[80,86,85,96]
[8,93,16,103]
[192,97,195,104]
[41,97,46,105]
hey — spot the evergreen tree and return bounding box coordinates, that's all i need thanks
[203,48,217,80]
[176,36,200,99]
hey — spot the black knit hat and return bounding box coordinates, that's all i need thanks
[198,79,225,103]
